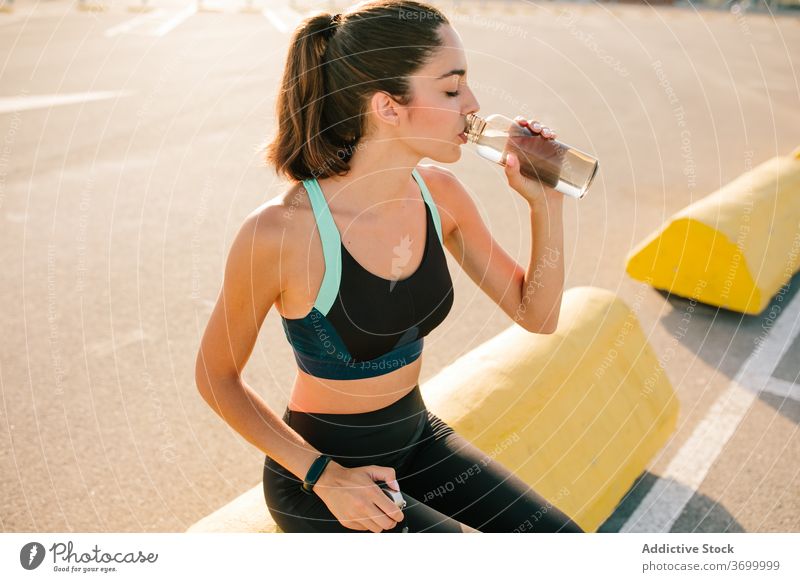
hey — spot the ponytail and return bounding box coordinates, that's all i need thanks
[263,1,449,182]
[265,13,343,181]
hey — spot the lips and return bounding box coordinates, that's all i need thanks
[457,132,467,144]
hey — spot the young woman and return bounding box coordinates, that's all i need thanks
[195,0,583,533]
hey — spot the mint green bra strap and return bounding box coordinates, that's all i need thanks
[302,178,342,317]
[412,168,443,245]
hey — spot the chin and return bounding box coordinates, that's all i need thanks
[428,145,462,164]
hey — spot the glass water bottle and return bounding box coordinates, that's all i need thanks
[464,113,599,199]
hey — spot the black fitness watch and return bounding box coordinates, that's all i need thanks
[301,454,332,495]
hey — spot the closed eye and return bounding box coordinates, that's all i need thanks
[446,91,460,97]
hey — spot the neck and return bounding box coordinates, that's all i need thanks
[321,137,422,212]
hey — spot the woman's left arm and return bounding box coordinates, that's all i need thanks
[503,117,565,334]
[426,117,565,334]
[512,185,564,334]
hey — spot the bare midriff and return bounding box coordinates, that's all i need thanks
[286,361,422,415]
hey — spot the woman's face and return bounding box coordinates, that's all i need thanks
[400,24,481,162]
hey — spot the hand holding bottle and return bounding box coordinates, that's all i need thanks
[504,116,563,207]
[464,112,599,200]
[313,460,405,533]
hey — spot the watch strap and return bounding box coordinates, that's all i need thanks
[301,454,332,495]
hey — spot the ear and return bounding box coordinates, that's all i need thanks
[369,91,402,129]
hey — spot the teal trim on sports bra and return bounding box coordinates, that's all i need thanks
[411,168,444,246]
[300,177,343,318]
[301,168,443,317]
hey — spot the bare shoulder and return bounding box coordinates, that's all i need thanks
[248,183,312,247]
[196,186,310,383]
[238,183,314,284]
[415,164,471,242]
[416,164,471,210]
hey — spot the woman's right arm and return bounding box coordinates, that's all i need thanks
[194,206,322,480]
[193,206,404,532]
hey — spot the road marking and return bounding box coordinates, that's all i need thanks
[759,377,800,401]
[0,91,130,114]
[621,290,800,532]
[263,4,304,34]
[196,0,226,12]
[5,212,27,223]
[151,4,196,36]
[104,8,167,38]
[86,328,148,358]
[104,4,196,38]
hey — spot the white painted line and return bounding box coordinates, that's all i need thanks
[621,290,800,532]
[263,5,305,34]
[761,377,800,402]
[0,91,131,114]
[86,328,148,358]
[104,4,196,38]
[5,212,27,223]
[196,0,226,12]
[151,4,196,36]
[104,9,167,38]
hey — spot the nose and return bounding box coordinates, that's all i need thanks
[464,86,480,117]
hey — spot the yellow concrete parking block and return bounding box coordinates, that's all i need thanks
[127,4,156,13]
[188,287,677,533]
[188,486,281,533]
[77,1,107,12]
[626,146,800,315]
[421,286,678,532]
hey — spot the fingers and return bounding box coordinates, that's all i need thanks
[361,516,388,534]
[514,116,557,140]
[345,517,381,533]
[504,152,523,192]
[339,503,394,533]
[371,499,403,531]
[368,465,397,487]
[352,500,399,533]
[374,485,405,525]
[353,466,406,531]
[529,121,556,139]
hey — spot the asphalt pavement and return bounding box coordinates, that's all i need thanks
[0,0,798,532]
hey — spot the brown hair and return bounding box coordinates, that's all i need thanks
[263,0,449,182]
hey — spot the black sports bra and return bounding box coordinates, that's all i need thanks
[280,168,454,380]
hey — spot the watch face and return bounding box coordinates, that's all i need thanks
[306,455,331,485]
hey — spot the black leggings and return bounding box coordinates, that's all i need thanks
[262,385,584,533]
